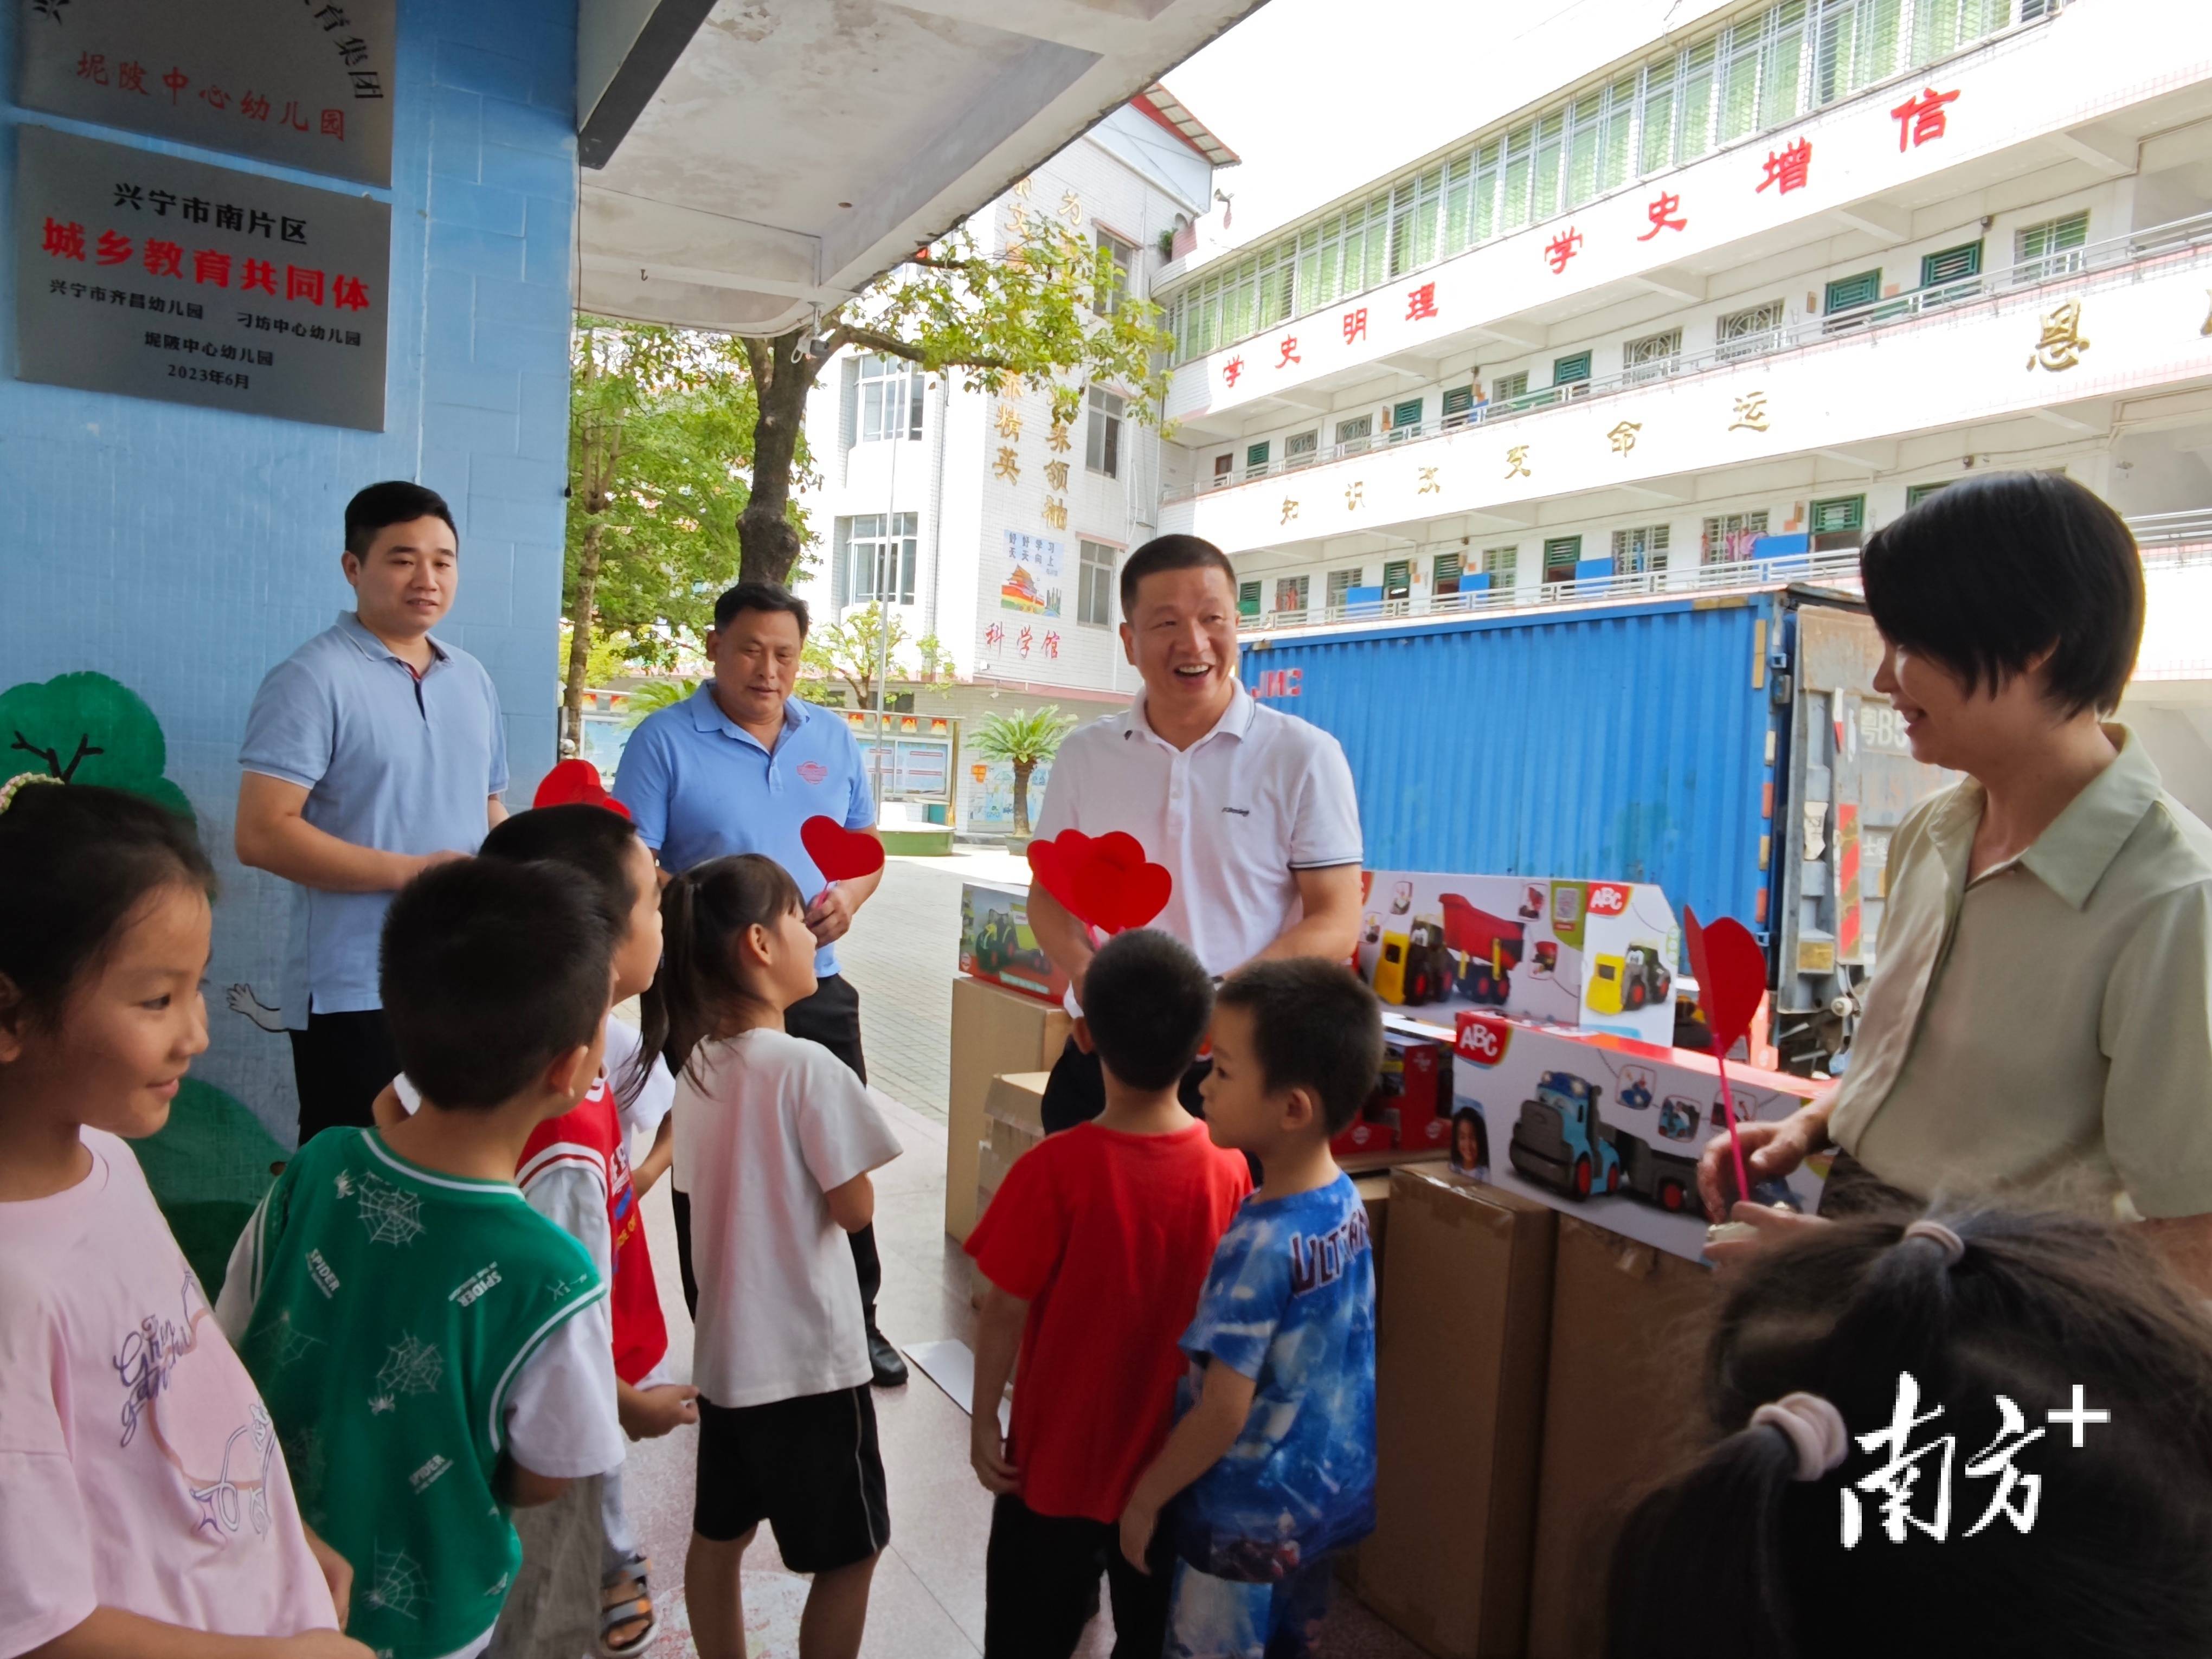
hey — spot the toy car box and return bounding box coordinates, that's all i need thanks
[1332,1023,1454,1159]
[958,882,1068,1005]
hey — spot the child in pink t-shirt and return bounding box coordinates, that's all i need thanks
[0,775,362,1659]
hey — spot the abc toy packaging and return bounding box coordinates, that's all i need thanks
[1448,1011,1830,1264]
[958,883,1069,1005]
[1333,1024,1454,1159]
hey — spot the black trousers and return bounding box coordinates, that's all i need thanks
[984,1494,1174,1659]
[672,974,883,1330]
[1038,1037,1212,1136]
[287,1008,401,1145]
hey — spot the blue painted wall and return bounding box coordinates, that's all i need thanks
[0,0,576,1142]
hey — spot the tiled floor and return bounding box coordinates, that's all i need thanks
[615,854,1427,1657]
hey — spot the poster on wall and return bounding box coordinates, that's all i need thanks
[1448,1011,1829,1264]
[1001,531,1063,616]
[1354,868,1680,1046]
[16,125,390,430]
[17,0,397,187]
[966,756,1052,831]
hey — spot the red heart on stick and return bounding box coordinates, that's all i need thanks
[1681,906,1766,1054]
[801,815,886,883]
[533,759,631,819]
[1027,829,1172,934]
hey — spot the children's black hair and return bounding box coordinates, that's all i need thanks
[1860,471,2142,717]
[380,858,614,1110]
[1605,1208,2212,1659]
[479,803,666,1111]
[1081,929,1214,1092]
[1213,959,1384,1135]
[0,782,214,1025]
[658,853,804,1076]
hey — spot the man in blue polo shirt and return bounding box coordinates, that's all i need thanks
[236,481,508,1145]
[614,581,906,1385]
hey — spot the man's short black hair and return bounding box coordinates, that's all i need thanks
[713,581,811,638]
[1082,929,1215,1091]
[344,480,458,561]
[1118,534,1238,621]
[1860,471,2142,718]
[381,858,613,1110]
[1215,959,1384,1135]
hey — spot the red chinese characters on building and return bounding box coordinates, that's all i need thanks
[1043,632,1061,660]
[42,218,86,261]
[1405,282,1438,321]
[194,250,231,286]
[143,239,184,278]
[286,266,325,305]
[1544,228,1584,274]
[242,259,278,294]
[1757,139,1813,195]
[94,230,132,267]
[1891,86,1959,152]
[1638,191,1687,241]
[1276,335,1301,368]
[985,622,1006,650]
[1018,627,1034,659]
[1343,307,1368,344]
[1223,355,1244,388]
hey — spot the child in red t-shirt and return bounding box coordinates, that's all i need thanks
[966,929,1251,1658]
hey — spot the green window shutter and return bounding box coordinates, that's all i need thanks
[1543,535,1584,576]
[1906,481,1952,508]
[1382,560,1412,598]
[1824,269,1882,313]
[1246,441,1270,467]
[1433,552,1462,586]
[1920,242,1982,287]
[1392,397,1425,429]
[1442,385,1476,417]
[1553,352,1592,385]
[1238,580,1262,617]
[1810,495,1866,533]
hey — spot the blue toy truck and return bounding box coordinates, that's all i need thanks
[1507,1070,1623,1200]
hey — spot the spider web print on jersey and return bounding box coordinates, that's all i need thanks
[372,1332,443,1410]
[363,1544,428,1621]
[353,1172,426,1248]
[267,1309,326,1368]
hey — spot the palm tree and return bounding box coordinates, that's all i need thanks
[621,677,699,728]
[967,706,1076,839]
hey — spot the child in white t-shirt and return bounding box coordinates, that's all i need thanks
[660,853,903,1659]
[0,776,361,1659]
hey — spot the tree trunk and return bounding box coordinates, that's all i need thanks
[1012,760,1034,838]
[738,325,818,588]
[562,522,605,757]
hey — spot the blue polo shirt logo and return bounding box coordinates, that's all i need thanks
[798,761,828,784]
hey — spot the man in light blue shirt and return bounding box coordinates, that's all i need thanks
[236,481,507,1144]
[614,582,903,1384]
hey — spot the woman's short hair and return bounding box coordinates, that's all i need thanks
[1859,472,2142,717]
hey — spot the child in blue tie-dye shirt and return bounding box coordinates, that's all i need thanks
[1118,960,1385,1659]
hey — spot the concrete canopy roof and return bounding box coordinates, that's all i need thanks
[576,0,1264,338]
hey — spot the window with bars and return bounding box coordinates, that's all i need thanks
[1086,387,1124,478]
[1274,574,1310,616]
[1543,535,1584,584]
[1824,269,1882,314]
[1920,241,1982,290]
[1433,551,1463,594]
[849,354,923,443]
[833,512,919,606]
[1553,352,1593,388]
[1443,385,1480,426]
[1286,429,1319,470]
[1326,567,1364,615]
[1212,454,1234,487]
[1492,370,1530,401]
[1702,510,1771,563]
[1611,524,1671,575]
[1336,414,1374,455]
[1238,580,1264,618]
[1093,228,1136,316]
[1483,545,1521,591]
[1387,397,1424,440]
[1246,440,1271,479]
[1810,495,1866,538]
[1382,560,1412,601]
[1716,300,1785,359]
[1078,540,1116,626]
[1624,327,1684,383]
[2016,210,2089,279]
[1159,0,2047,365]
[1905,481,1952,507]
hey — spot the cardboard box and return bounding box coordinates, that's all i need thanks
[1523,1217,1722,1659]
[947,977,1071,1242]
[959,883,1070,1004]
[1356,1169,1557,1658]
[1450,1012,1829,1263]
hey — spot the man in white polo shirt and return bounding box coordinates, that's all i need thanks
[1028,534,1366,1131]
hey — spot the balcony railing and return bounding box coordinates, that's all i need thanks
[1237,511,2212,637]
[1175,210,2212,509]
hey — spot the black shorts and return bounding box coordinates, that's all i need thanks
[693,1385,889,1572]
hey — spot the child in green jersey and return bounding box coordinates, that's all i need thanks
[219,858,625,1659]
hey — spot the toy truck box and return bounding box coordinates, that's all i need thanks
[1333,1023,1454,1159]
[1451,1011,1831,1264]
[1356,870,1679,1047]
[958,883,1068,1005]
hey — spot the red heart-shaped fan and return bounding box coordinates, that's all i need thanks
[532,759,631,819]
[1071,831,1173,933]
[800,816,886,883]
[1682,906,1765,1055]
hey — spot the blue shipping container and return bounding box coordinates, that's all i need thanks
[1243,591,1782,930]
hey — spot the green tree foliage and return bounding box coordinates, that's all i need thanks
[966,705,1076,838]
[736,210,1174,587]
[0,671,193,819]
[802,604,914,712]
[563,321,815,754]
